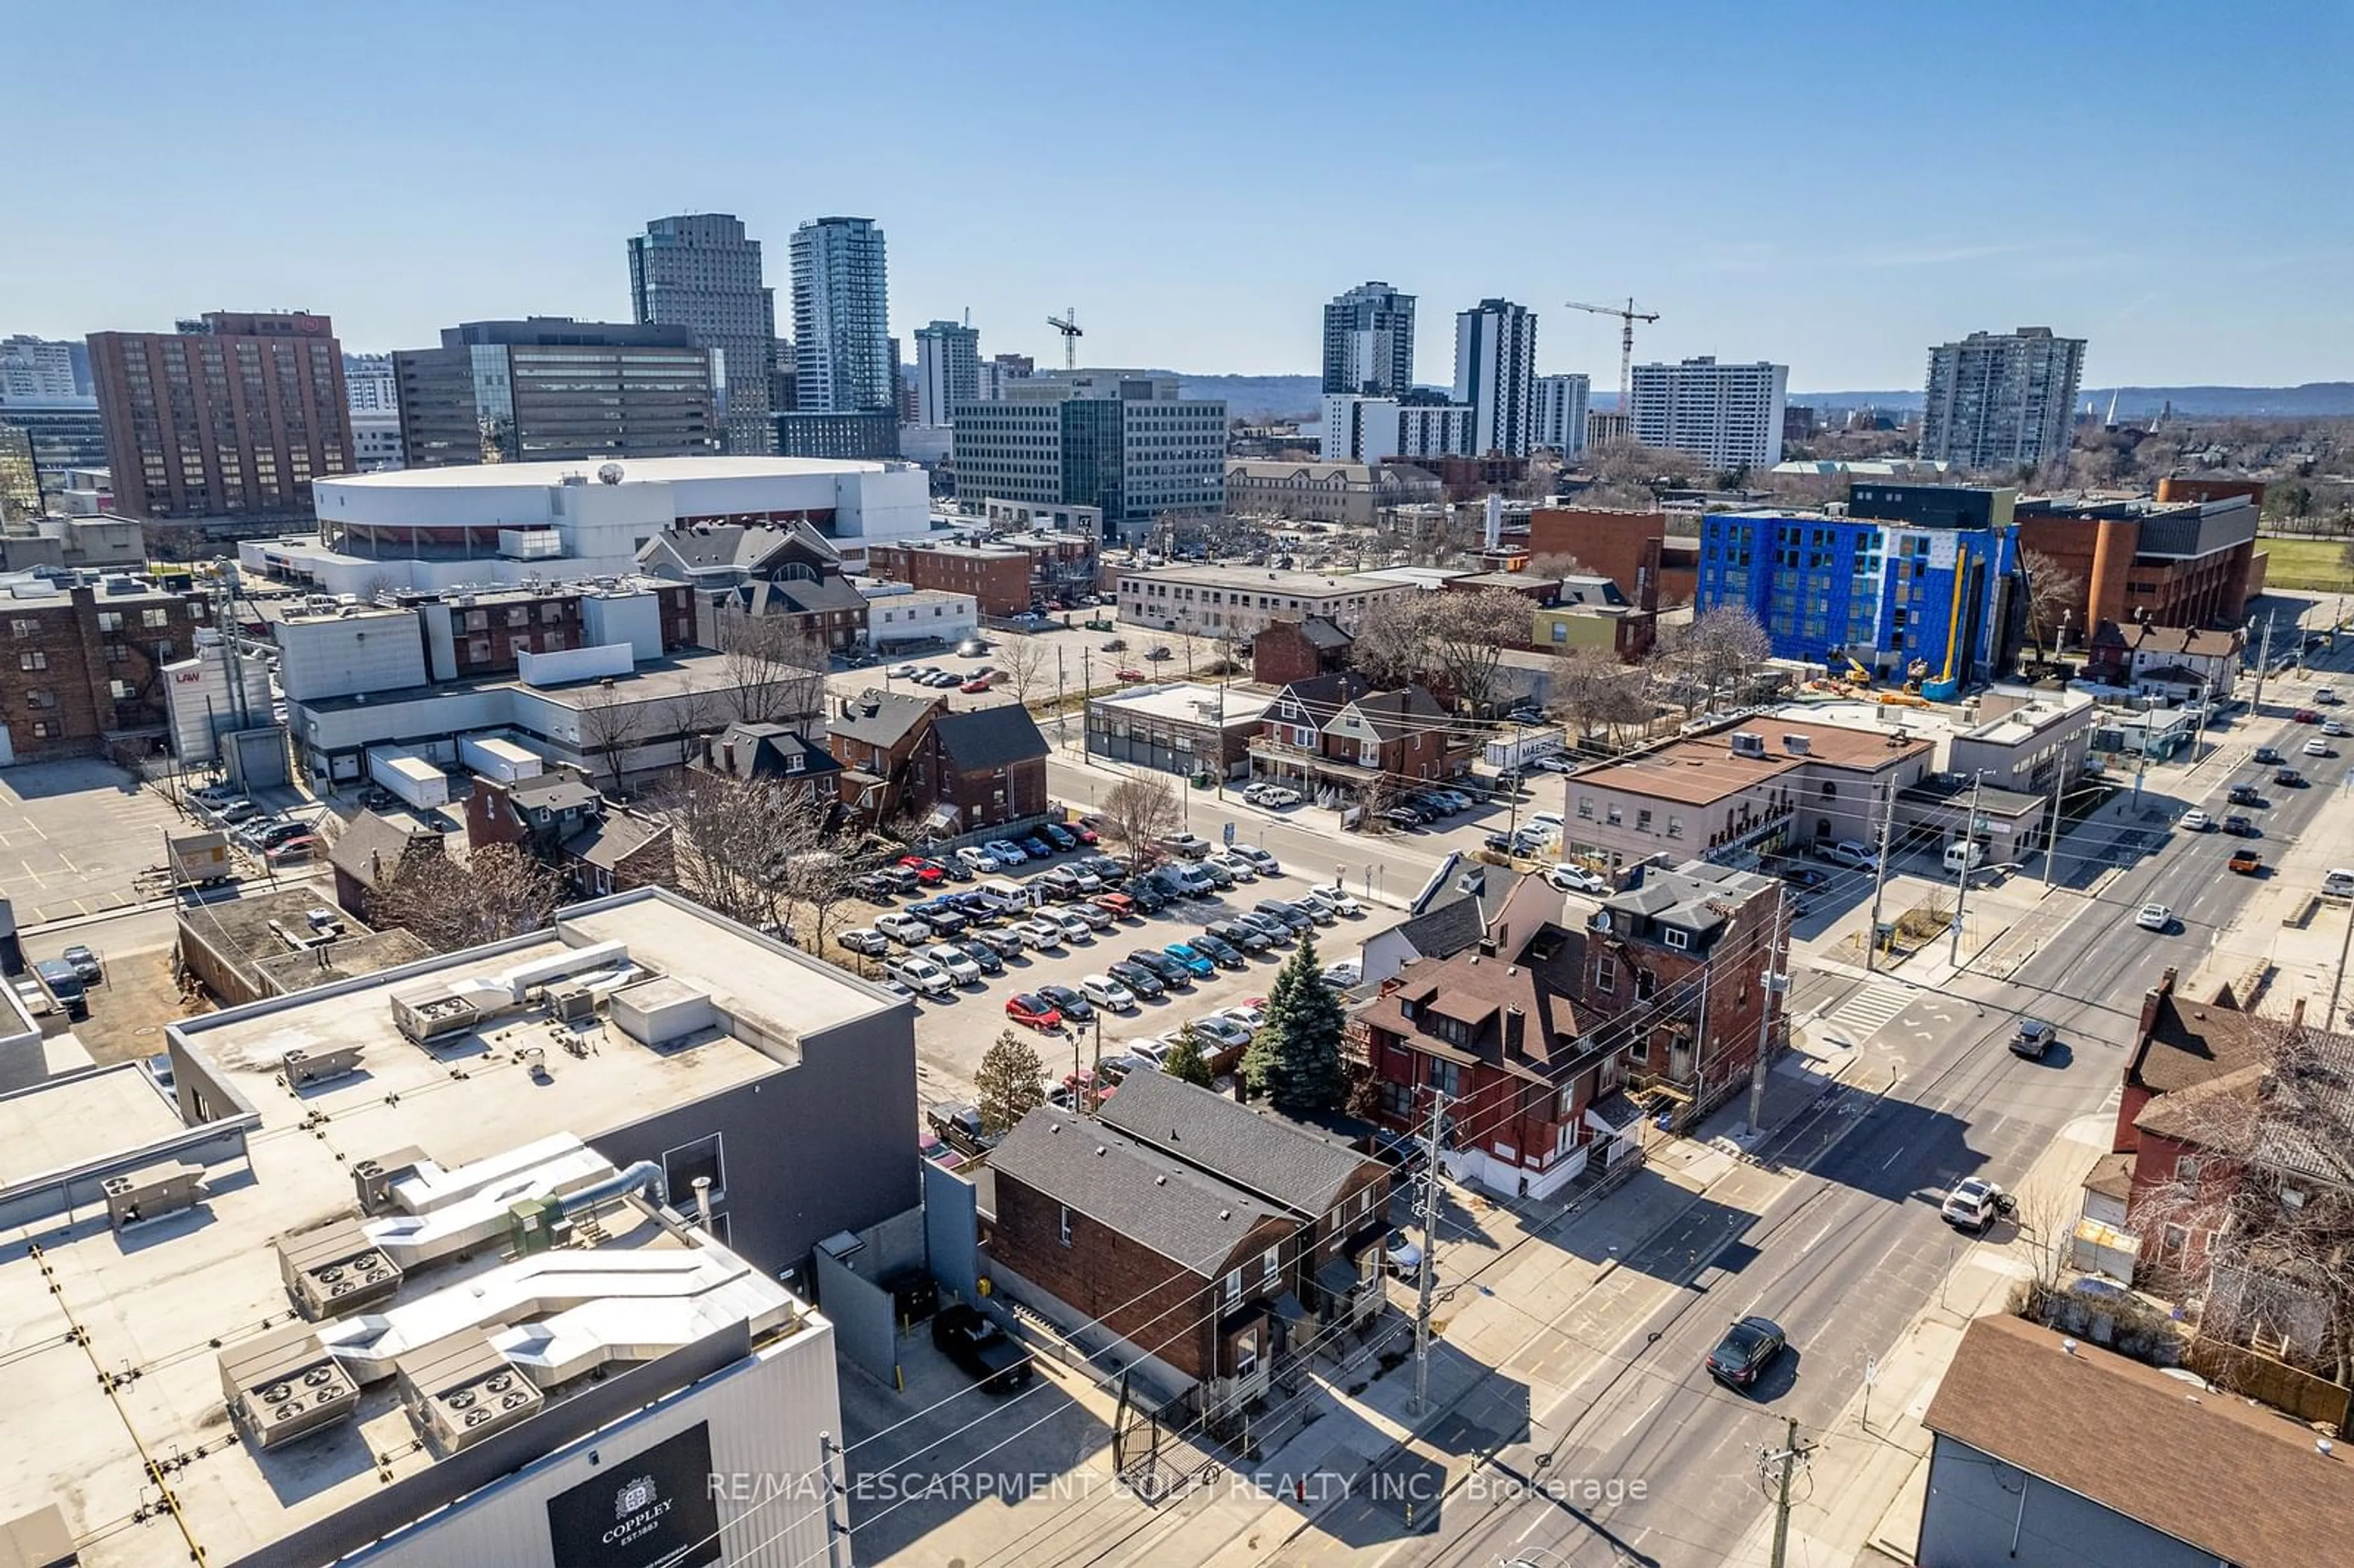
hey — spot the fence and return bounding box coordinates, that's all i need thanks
[2184,1339,2351,1432]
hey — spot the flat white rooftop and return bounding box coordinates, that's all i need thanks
[325,455,907,490]
[1088,680,1274,727]
[0,889,888,1568]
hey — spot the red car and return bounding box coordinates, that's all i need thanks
[897,855,946,885]
[959,679,991,694]
[1005,992,1062,1032]
[1116,668,1146,682]
[1069,823,1099,845]
[2296,709,2321,723]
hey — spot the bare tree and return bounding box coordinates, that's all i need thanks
[1100,775,1182,872]
[1658,606,1772,709]
[371,842,562,952]
[996,635,1051,709]
[577,680,641,794]
[2017,547,2079,662]
[1425,589,1534,715]
[1553,649,1648,746]
[650,771,844,940]
[1347,593,1434,688]
[671,676,725,769]
[717,612,828,728]
[1526,550,1593,581]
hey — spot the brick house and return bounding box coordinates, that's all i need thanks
[1578,862,1781,1125]
[326,810,444,921]
[1,582,205,763]
[826,688,946,826]
[463,767,676,898]
[1250,615,1353,687]
[1098,1071,1393,1335]
[1526,506,1694,611]
[699,720,843,804]
[636,519,869,650]
[2084,622,2245,695]
[1355,900,1636,1200]
[985,1105,1297,1418]
[1248,672,1453,804]
[908,705,1049,835]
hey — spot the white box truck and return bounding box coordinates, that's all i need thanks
[365,746,451,810]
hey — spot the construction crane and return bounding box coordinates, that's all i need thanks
[1047,308,1083,371]
[1564,297,1660,438]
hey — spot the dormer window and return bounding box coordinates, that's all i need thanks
[1663,928,1689,951]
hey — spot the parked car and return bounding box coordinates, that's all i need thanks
[897,854,947,885]
[923,944,983,986]
[1126,948,1192,986]
[1194,859,1236,890]
[1231,844,1280,875]
[954,938,1005,976]
[981,839,1027,864]
[1039,823,1078,852]
[1162,942,1218,978]
[1036,983,1094,1023]
[910,904,969,936]
[1091,892,1138,922]
[1252,899,1317,934]
[1079,973,1137,1011]
[885,956,956,999]
[1941,1177,2014,1232]
[1012,916,1064,949]
[1066,900,1116,931]
[1205,919,1271,953]
[875,912,934,945]
[1384,1230,1424,1276]
[1107,959,1167,999]
[1816,840,1877,870]
[1189,1015,1254,1054]
[1005,993,1063,1032]
[928,1103,996,1156]
[1122,878,1172,914]
[1220,1000,1268,1032]
[1205,850,1257,883]
[1381,807,1425,831]
[837,927,891,956]
[875,864,923,894]
[1068,822,1100,846]
[970,926,1025,959]
[56,945,103,987]
[956,845,1002,873]
[1244,783,1301,809]
[1046,908,1095,943]
[1019,835,1056,859]
[1303,886,1363,918]
[1157,832,1214,861]
[1188,932,1246,969]
[1321,959,1363,989]
[1544,863,1610,894]
[1230,911,1293,946]
[932,1303,1034,1393]
[2008,1018,2057,1059]
[1705,1316,1788,1391]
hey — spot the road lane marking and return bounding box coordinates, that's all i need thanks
[1883,1147,1904,1170]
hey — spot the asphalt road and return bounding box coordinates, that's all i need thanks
[1367,671,2354,1567]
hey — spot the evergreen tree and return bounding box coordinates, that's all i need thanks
[1161,1023,1214,1087]
[974,1028,1047,1135]
[1243,932,1350,1114]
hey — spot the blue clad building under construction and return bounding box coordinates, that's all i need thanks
[1696,484,2021,698]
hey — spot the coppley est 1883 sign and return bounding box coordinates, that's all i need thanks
[545,1421,722,1567]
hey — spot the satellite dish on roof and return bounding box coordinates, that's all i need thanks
[596,462,625,485]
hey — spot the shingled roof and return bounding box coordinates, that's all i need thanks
[990,1105,1284,1277]
[1358,919,1598,1087]
[1097,1072,1381,1218]
[1923,1314,2354,1568]
[929,705,1047,772]
[829,689,940,751]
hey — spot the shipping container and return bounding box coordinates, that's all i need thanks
[365,747,451,809]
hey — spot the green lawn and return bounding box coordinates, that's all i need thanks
[2259,535,2354,590]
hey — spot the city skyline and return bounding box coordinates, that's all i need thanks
[6,1,2350,388]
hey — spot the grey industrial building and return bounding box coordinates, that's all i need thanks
[1919,327,2087,471]
[952,372,1225,540]
[628,212,779,456]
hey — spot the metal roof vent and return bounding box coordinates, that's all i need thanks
[277,1216,405,1320]
[219,1323,361,1452]
[398,1331,544,1457]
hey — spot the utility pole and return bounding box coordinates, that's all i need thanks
[2328,883,2354,1032]
[1864,779,1899,972]
[1087,1012,1104,1116]
[1764,1417,1814,1568]
[1409,1089,1447,1417]
[2251,612,2275,712]
[1746,885,1789,1134]
[2042,762,2065,886]
[1056,646,1067,744]
[1948,772,1984,967]
[1081,649,1094,765]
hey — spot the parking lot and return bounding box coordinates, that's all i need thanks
[826,831,1404,1116]
[0,759,192,924]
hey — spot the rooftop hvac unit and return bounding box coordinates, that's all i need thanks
[390,983,493,1046]
[282,1045,364,1089]
[101,1162,208,1231]
[547,985,596,1022]
[397,1331,545,1457]
[276,1216,406,1320]
[1729,731,1767,758]
[352,1145,430,1216]
[1781,733,1812,755]
[219,1322,361,1452]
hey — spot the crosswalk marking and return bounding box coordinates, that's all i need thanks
[1824,980,1914,1041]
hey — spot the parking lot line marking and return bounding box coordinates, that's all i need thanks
[1883,1147,1904,1170]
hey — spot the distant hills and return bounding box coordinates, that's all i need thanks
[1168,373,2354,423]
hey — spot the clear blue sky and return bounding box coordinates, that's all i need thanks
[9,0,2350,389]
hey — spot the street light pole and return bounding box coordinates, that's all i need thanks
[1746,885,1788,1134]
[1948,772,1983,967]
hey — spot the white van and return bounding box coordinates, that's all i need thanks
[2323,869,2354,900]
[1943,841,1987,873]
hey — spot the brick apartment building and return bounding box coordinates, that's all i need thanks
[414,582,697,680]
[1525,506,1696,611]
[869,541,1035,617]
[2014,493,2261,639]
[1579,862,1781,1124]
[88,311,354,554]
[1,582,205,763]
